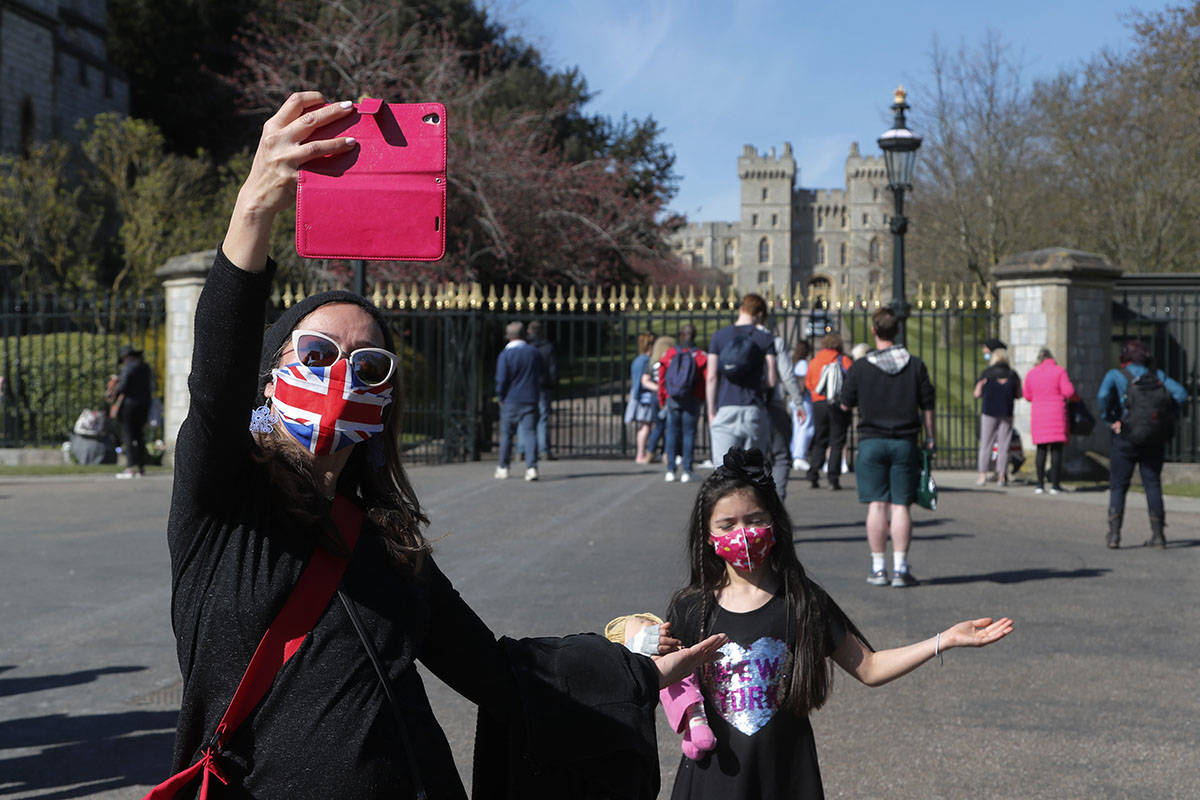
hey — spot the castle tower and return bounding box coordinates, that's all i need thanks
[843,142,892,298]
[737,143,795,292]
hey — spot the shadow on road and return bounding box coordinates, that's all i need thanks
[923,567,1111,586]
[0,666,145,699]
[0,709,176,798]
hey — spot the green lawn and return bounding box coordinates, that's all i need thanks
[0,463,172,476]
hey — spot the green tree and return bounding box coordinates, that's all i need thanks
[79,114,224,294]
[0,142,101,291]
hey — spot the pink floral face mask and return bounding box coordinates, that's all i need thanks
[709,525,775,571]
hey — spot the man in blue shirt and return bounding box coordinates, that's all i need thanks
[1098,339,1189,548]
[705,294,776,465]
[495,321,545,481]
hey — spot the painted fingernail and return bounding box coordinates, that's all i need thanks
[345,137,356,145]
[339,100,353,109]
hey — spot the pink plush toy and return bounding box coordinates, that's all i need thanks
[604,613,717,760]
[660,674,716,760]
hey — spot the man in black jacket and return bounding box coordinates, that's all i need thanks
[840,308,935,588]
[112,344,153,478]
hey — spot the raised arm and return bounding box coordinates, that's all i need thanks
[223,92,357,272]
[833,616,1013,687]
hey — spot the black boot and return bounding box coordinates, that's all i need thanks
[1145,516,1166,549]
[1106,512,1122,549]
[828,476,842,491]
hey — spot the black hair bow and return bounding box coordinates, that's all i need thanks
[718,448,777,494]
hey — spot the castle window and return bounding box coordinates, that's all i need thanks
[19,96,34,156]
[757,270,770,284]
[816,209,823,228]
[862,213,869,225]
[839,242,847,266]
[724,241,734,266]
[873,188,879,201]
[869,237,880,263]
[841,210,848,229]
[771,214,777,227]
[758,237,770,263]
[869,269,882,285]
[815,239,825,265]
[751,214,758,227]
[761,187,768,200]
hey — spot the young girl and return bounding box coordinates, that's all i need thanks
[664,448,1013,798]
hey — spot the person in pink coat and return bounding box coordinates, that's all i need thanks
[1023,347,1076,494]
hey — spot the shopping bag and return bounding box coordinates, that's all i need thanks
[916,450,938,510]
[296,99,447,261]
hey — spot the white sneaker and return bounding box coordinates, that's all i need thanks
[664,471,676,482]
[697,459,714,469]
[1034,486,1044,494]
[1048,487,1061,495]
[679,472,695,483]
[675,455,683,466]
[841,460,850,474]
[494,466,509,479]
[524,467,539,481]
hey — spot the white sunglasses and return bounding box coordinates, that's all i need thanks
[289,329,398,387]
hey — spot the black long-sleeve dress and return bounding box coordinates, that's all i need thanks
[166,250,659,798]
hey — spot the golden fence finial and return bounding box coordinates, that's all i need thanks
[282,283,295,308]
[672,285,684,311]
[644,284,657,311]
[618,284,629,312]
[631,284,643,312]
[686,284,696,311]
[486,284,498,311]
[421,283,434,310]
[553,284,565,312]
[986,281,996,310]
[567,285,578,312]
[384,282,397,310]
[470,282,483,309]
[915,281,925,310]
[408,283,421,310]
[371,281,385,308]
[957,282,967,310]
[726,285,739,311]
[513,284,526,312]
[699,285,711,310]
[969,282,980,310]
[500,284,512,312]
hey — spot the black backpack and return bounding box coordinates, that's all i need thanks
[664,347,698,400]
[1120,368,1176,447]
[719,331,758,383]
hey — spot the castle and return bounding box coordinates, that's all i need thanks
[668,141,893,300]
[0,0,128,154]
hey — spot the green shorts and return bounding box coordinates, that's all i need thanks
[856,437,920,505]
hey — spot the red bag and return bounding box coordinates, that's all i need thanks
[296,99,446,262]
[142,497,363,799]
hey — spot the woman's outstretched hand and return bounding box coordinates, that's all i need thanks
[224,91,358,271]
[652,633,727,688]
[942,617,1014,649]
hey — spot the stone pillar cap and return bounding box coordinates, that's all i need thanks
[156,249,217,281]
[993,248,1122,281]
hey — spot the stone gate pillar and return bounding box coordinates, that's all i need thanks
[156,250,216,466]
[994,249,1122,478]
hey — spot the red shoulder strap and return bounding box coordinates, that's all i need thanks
[143,495,363,799]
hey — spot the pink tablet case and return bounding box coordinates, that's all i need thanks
[296,99,446,261]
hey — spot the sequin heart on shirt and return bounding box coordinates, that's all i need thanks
[705,636,788,736]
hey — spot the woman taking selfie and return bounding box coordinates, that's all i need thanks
[151,92,722,800]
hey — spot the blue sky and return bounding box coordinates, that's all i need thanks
[494,0,1171,221]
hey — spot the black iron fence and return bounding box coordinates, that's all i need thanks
[1114,275,1200,462]
[1,281,1004,468]
[0,291,165,448]
[319,282,1001,468]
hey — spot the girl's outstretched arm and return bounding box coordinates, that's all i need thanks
[832,617,1014,688]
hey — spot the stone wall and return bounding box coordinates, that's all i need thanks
[996,249,1122,478]
[156,250,215,465]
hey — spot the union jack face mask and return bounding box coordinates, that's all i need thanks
[270,359,393,455]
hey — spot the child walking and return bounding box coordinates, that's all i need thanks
[663,448,1013,798]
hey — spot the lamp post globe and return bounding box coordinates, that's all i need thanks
[876,85,922,343]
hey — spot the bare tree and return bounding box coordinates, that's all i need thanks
[909,31,1053,285]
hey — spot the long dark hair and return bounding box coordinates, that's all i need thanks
[670,448,870,715]
[255,323,429,572]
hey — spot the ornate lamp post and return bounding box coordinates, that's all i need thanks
[877,86,922,343]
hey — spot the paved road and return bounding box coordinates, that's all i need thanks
[1,463,1197,798]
